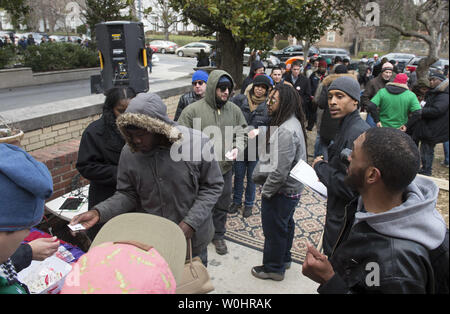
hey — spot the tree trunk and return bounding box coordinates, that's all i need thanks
[218,30,246,90]
[416,41,439,81]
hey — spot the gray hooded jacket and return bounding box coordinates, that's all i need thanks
[353,176,447,250]
[95,93,224,252]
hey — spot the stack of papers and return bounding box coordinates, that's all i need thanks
[290,159,327,199]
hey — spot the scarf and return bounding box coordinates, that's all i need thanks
[245,84,266,112]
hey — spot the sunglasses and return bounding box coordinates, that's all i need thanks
[192,81,205,86]
[217,84,231,92]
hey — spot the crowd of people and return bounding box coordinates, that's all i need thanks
[0,33,91,51]
[1,47,448,294]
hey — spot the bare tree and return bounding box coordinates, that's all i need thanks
[343,0,449,80]
[143,0,182,40]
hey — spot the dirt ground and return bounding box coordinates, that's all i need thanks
[305,127,449,227]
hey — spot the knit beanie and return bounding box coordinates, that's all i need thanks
[192,70,209,83]
[382,62,394,72]
[318,59,328,68]
[328,76,361,102]
[429,71,446,82]
[253,74,273,89]
[393,73,408,85]
[334,64,348,74]
[0,144,53,231]
[218,75,232,86]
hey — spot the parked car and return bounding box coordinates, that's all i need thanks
[380,52,416,64]
[405,57,448,74]
[405,57,424,74]
[319,47,350,62]
[149,40,178,54]
[243,48,281,68]
[430,58,449,72]
[176,42,211,57]
[271,45,319,62]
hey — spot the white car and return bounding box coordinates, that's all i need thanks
[149,40,178,54]
[176,42,211,57]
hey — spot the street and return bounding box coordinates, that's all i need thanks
[0,53,199,112]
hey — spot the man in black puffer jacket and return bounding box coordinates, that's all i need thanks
[303,128,448,294]
[174,70,209,121]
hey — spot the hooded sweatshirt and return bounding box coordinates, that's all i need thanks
[95,93,224,252]
[369,82,422,128]
[354,176,447,250]
[318,176,447,294]
[177,70,248,174]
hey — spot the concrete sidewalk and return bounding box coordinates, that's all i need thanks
[206,240,319,294]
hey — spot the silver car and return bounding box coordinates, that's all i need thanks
[176,42,211,57]
[149,40,178,54]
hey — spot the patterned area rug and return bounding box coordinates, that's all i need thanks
[224,186,326,265]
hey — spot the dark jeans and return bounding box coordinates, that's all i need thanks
[420,141,436,176]
[444,141,449,165]
[261,193,300,274]
[232,160,257,207]
[213,170,233,241]
[366,113,377,128]
[192,245,208,267]
[314,134,331,161]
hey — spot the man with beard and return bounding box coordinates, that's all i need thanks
[312,76,370,256]
[178,70,248,255]
[302,127,448,294]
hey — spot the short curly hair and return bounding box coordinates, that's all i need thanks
[361,128,420,192]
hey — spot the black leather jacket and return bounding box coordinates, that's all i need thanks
[174,91,203,121]
[319,198,435,294]
[314,110,370,256]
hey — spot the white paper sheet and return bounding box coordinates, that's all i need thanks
[290,159,327,199]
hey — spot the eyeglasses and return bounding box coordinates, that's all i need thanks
[192,81,204,86]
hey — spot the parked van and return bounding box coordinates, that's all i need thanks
[319,48,350,62]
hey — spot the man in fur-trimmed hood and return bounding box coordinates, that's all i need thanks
[70,93,224,266]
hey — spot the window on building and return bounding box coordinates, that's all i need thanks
[327,31,335,43]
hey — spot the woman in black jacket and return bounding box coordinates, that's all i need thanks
[230,74,271,218]
[76,87,136,239]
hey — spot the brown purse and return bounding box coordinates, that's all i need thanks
[175,239,214,294]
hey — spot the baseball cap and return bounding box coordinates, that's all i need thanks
[62,213,187,293]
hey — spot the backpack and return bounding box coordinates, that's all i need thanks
[429,228,449,294]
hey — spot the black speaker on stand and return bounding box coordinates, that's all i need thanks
[95,21,149,94]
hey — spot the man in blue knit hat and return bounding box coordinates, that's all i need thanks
[174,70,209,121]
[0,143,53,294]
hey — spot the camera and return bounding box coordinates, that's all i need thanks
[340,148,352,167]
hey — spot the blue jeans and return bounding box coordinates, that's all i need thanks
[314,133,330,161]
[420,141,436,176]
[232,160,257,207]
[261,193,300,274]
[365,113,377,128]
[443,141,449,165]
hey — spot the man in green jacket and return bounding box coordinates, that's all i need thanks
[368,73,422,130]
[178,70,248,255]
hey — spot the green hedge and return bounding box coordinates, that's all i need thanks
[0,46,17,69]
[276,40,289,50]
[23,42,99,72]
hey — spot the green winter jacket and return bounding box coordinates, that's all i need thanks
[177,70,248,174]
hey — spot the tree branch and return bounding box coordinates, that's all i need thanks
[381,22,433,46]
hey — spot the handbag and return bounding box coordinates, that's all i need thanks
[175,239,214,294]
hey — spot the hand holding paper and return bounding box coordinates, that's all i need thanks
[248,129,260,139]
[225,148,238,160]
[289,159,327,199]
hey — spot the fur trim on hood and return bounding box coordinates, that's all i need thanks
[116,93,182,152]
